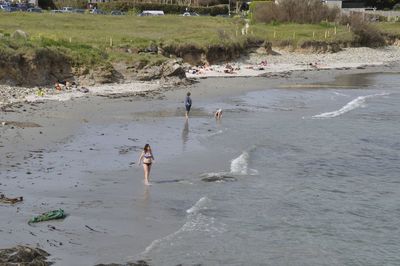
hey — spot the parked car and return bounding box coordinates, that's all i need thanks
[2,6,17,12]
[27,7,42,13]
[61,6,73,13]
[91,8,106,14]
[139,10,164,16]
[72,8,85,13]
[16,4,28,11]
[182,12,199,16]
[51,9,63,13]
[111,10,123,16]
[0,3,10,10]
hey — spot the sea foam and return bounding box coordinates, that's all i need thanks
[313,93,388,119]
[230,151,250,174]
[230,151,258,175]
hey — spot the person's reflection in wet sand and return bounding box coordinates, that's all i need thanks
[139,185,150,208]
[182,119,189,151]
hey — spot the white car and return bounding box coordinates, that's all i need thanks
[61,7,73,13]
[182,12,199,16]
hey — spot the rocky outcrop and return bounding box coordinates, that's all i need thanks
[299,40,343,53]
[75,64,122,86]
[0,47,73,87]
[136,59,186,82]
[0,245,52,265]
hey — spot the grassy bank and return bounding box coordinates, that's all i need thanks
[0,12,399,67]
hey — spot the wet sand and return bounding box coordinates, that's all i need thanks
[1,65,400,265]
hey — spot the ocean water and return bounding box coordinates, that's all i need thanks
[2,72,399,266]
[135,72,400,266]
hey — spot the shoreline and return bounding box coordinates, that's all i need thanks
[1,46,400,108]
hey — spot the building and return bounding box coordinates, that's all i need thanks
[323,0,342,8]
[342,0,365,8]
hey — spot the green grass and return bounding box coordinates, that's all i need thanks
[0,12,241,48]
[251,23,354,45]
[375,22,400,35]
[0,12,395,67]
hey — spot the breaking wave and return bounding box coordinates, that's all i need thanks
[138,196,225,260]
[230,151,258,175]
[313,93,389,119]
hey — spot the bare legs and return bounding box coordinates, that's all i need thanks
[143,164,151,185]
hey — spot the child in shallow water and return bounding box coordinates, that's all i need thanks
[215,108,223,119]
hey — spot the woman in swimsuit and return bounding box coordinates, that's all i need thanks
[138,144,154,185]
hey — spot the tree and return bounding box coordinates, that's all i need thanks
[365,0,399,9]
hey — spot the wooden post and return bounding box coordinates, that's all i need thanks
[312,31,315,39]
[273,30,276,39]
[324,30,327,39]
[334,26,337,35]
[69,37,72,43]
[110,37,113,47]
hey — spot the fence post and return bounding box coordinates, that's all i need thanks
[312,31,315,39]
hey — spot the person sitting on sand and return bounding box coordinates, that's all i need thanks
[215,108,223,119]
[224,64,234,74]
[36,88,45,97]
[55,82,62,91]
[138,144,155,186]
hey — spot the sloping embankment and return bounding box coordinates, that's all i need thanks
[1,35,399,87]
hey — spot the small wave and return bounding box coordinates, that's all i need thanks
[332,91,349,97]
[312,93,389,119]
[230,151,249,174]
[207,129,224,137]
[138,196,225,259]
[230,151,258,175]
[186,196,210,214]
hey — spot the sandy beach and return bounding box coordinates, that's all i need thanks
[1,46,400,265]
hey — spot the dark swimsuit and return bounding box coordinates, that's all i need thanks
[143,153,152,166]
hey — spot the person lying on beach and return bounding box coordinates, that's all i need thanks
[215,108,223,119]
[54,82,62,91]
[138,144,155,186]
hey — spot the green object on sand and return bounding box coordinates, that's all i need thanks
[28,209,65,224]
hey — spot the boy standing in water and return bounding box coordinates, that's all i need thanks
[185,92,192,119]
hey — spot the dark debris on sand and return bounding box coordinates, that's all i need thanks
[0,245,52,265]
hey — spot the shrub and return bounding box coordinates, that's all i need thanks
[252,0,340,24]
[344,13,385,47]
